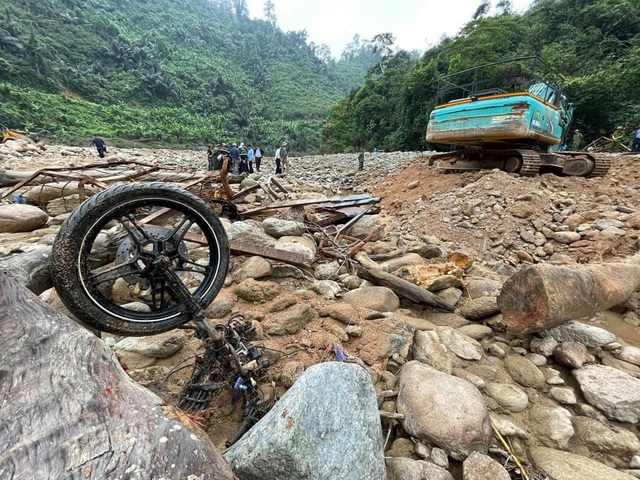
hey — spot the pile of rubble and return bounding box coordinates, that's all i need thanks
[2,140,640,480]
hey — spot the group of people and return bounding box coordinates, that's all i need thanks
[206,141,290,175]
[570,126,640,152]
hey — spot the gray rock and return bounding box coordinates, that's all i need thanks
[553,231,582,244]
[0,204,48,233]
[226,220,277,247]
[457,296,499,320]
[412,330,453,374]
[397,361,492,460]
[465,279,502,299]
[529,405,574,449]
[548,320,617,347]
[526,353,548,366]
[619,346,640,367]
[457,325,493,340]
[549,387,577,404]
[262,217,305,238]
[348,215,382,239]
[382,253,426,272]
[385,458,454,480]
[489,413,529,439]
[224,363,385,480]
[205,298,234,319]
[314,261,341,280]
[233,279,281,302]
[436,326,483,361]
[485,383,529,413]
[596,219,625,230]
[262,304,314,336]
[530,446,636,480]
[572,416,640,460]
[463,451,510,480]
[113,330,186,359]
[274,235,317,262]
[574,365,640,422]
[554,341,595,368]
[233,256,272,282]
[431,447,449,468]
[46,194,85,216]
[530,335,559,357]
[312,280,341,299]
[436,287,463,307]
[504,355,546,389]
[343,286,399,312]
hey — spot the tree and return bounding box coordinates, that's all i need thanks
[473,1,490,19]
[368,32,395,74]
[264,0,276,25]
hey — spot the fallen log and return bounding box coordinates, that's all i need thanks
[0,271,234,479]
[497,260,640,333]
[357,266,454,311]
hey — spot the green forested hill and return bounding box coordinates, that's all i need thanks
[0,0,377,150]
[323,0,640,152]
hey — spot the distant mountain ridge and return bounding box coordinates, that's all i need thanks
[0,0,378,150]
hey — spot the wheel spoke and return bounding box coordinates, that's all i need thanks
[175,257,210,275]
[168,213,196,243]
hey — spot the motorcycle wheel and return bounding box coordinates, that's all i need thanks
[52,183,229,336]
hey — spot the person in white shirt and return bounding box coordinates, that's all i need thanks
[274,145,282,174]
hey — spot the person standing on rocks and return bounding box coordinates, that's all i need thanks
[254,145,262,171]
[280,142,289,174]
[207,143,215,171]
[274,144,283,175]
[91,135,107,158]
[247,144,255,173]
[230,143,240,174]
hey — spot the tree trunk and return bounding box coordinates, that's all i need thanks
[357,266,454,311]
[497,261,640,333]
[0,271,234,480]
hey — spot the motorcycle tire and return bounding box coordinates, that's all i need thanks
[52,183,229,336]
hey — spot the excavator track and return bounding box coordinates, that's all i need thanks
[517,150,542,177]
[586,153,612,177]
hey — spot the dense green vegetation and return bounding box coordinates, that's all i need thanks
[323,0,640,152]
[0,0,378,150]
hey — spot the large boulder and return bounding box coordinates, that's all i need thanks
[274,235,317,262]
[574,365,640,422]
[262,217,305,238]
[397,361,492,460]
[24,181,100,205]
[348,214,382,239]
[435,326,483,361]
[572,416,640,464]
[547,320,617,347]
[0,272,234,480]
[504,355,546,389]
[224,362,385,480]
[0,204,48,233]
[530,447,635,480]
[233,256,272,282]
[343,286,399,312]
[529,405,574,449]
[226,220,277,247]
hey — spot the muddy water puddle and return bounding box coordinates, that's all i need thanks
[581,311,640,347]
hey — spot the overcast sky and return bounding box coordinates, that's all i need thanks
[246,0,534,57]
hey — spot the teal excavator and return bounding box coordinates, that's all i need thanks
[426,57,610,177]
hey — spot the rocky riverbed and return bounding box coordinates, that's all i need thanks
[2,140,640,480]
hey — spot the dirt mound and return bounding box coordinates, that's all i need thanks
[373,154,640,265]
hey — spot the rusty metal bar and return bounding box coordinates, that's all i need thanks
[230,241,311,268]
